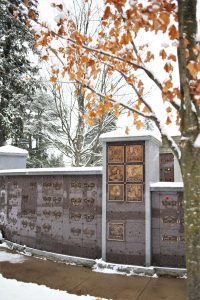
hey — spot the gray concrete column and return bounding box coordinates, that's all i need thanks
[102,141,107,260]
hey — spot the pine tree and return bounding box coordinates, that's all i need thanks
[0,0,39,146]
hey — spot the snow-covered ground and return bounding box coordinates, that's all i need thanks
[0,249,107,300]
[0,251,27,263]
[0,274,104,300]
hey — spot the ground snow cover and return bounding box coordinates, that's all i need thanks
[0,274,106,300]
[0,251,27,263]
[0,249,107,300]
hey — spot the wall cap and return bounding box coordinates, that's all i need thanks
[0,166,102,176]
[100,129,162,145]
[150,181,184,192]
[0,145,28,156]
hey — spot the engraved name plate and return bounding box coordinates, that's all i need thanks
[126,165,143,182]
[107,222,124,241]
[126,184,143,202]
[126,145,143,163]
[162,235,178,241]
[162,216,177,224]
[108,184,124,201]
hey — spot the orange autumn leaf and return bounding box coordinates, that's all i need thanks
[166,106,172,113]
[74,89,79,97]
[121,33,130,45]
[142,106,150,113]
[102,6,111,20]
[160,49,167,60]
[114,102,120,117]
[168,54,176,62]
[164,63,173,73]
[135,120,143,130]
[166,116,172,125]
[28,9,36,20]
[125,126,129,135]
[187,62,199,79]
[41,55,48,61]
[57,4,63,11]
[163,79,173,92]
[168,24,179,40]
[50,76,57,83]
[89,111,96,118]
[144,51,154,63]
[82,56,89,64]
[159,12,170,26]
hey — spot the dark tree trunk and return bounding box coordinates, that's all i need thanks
[177,1,200,299]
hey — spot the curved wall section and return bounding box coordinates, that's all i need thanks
[0,168,102,259]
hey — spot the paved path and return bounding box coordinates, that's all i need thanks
[0,248,187,300]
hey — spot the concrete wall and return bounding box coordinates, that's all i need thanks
[0,171,102,259]
[0,155,27,170]
[0,145,28,170]
[151,184,185,267]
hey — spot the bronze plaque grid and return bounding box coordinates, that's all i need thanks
[107,142,145,203]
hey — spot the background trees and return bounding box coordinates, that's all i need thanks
[0,0,40,146]
[40,0,126,166]
[31,0,200,299]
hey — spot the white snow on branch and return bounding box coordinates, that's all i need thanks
[194,134,200,148]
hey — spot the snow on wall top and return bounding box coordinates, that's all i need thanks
[100,128,162,144]
[0,145,28,155]
[0,166,102,176]
[150,181,184,192]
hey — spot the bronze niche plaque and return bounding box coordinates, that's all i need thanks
[107,222,124,241]
[126,165,143,182]
[162,216,177,224]
[108,165,124,182]
[108,146,124,163]
[126,145,143,163]
[126,184,143,202]
[108,184,124,201]
[162,235,178,242]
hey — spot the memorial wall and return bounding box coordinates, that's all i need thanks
[0,173,102,259]
[151,190,185,267]
[0,131,185,268]
[106,142,146,265]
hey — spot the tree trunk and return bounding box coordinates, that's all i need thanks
[180,145,200,300]
[177,1,200,299]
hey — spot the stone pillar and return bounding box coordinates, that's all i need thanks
[0,145,28,170]
[100,129,161,266]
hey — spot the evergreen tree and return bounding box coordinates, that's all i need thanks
[20,88,64,168]
[0,0,39,146]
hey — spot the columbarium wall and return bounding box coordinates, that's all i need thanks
[0,169,102,259]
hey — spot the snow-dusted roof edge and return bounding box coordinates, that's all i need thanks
[100,129,162,145]
[0,145,28,156]
[0,167,102,176]
[150,182,184,192]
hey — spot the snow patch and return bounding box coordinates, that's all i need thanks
[0,251,27,264]
[100,128,161,142]
[0,274,104,300]
[0,145,28,154]
[0,242,10,250]
[194,134,200,148]
[150,182,183,188]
